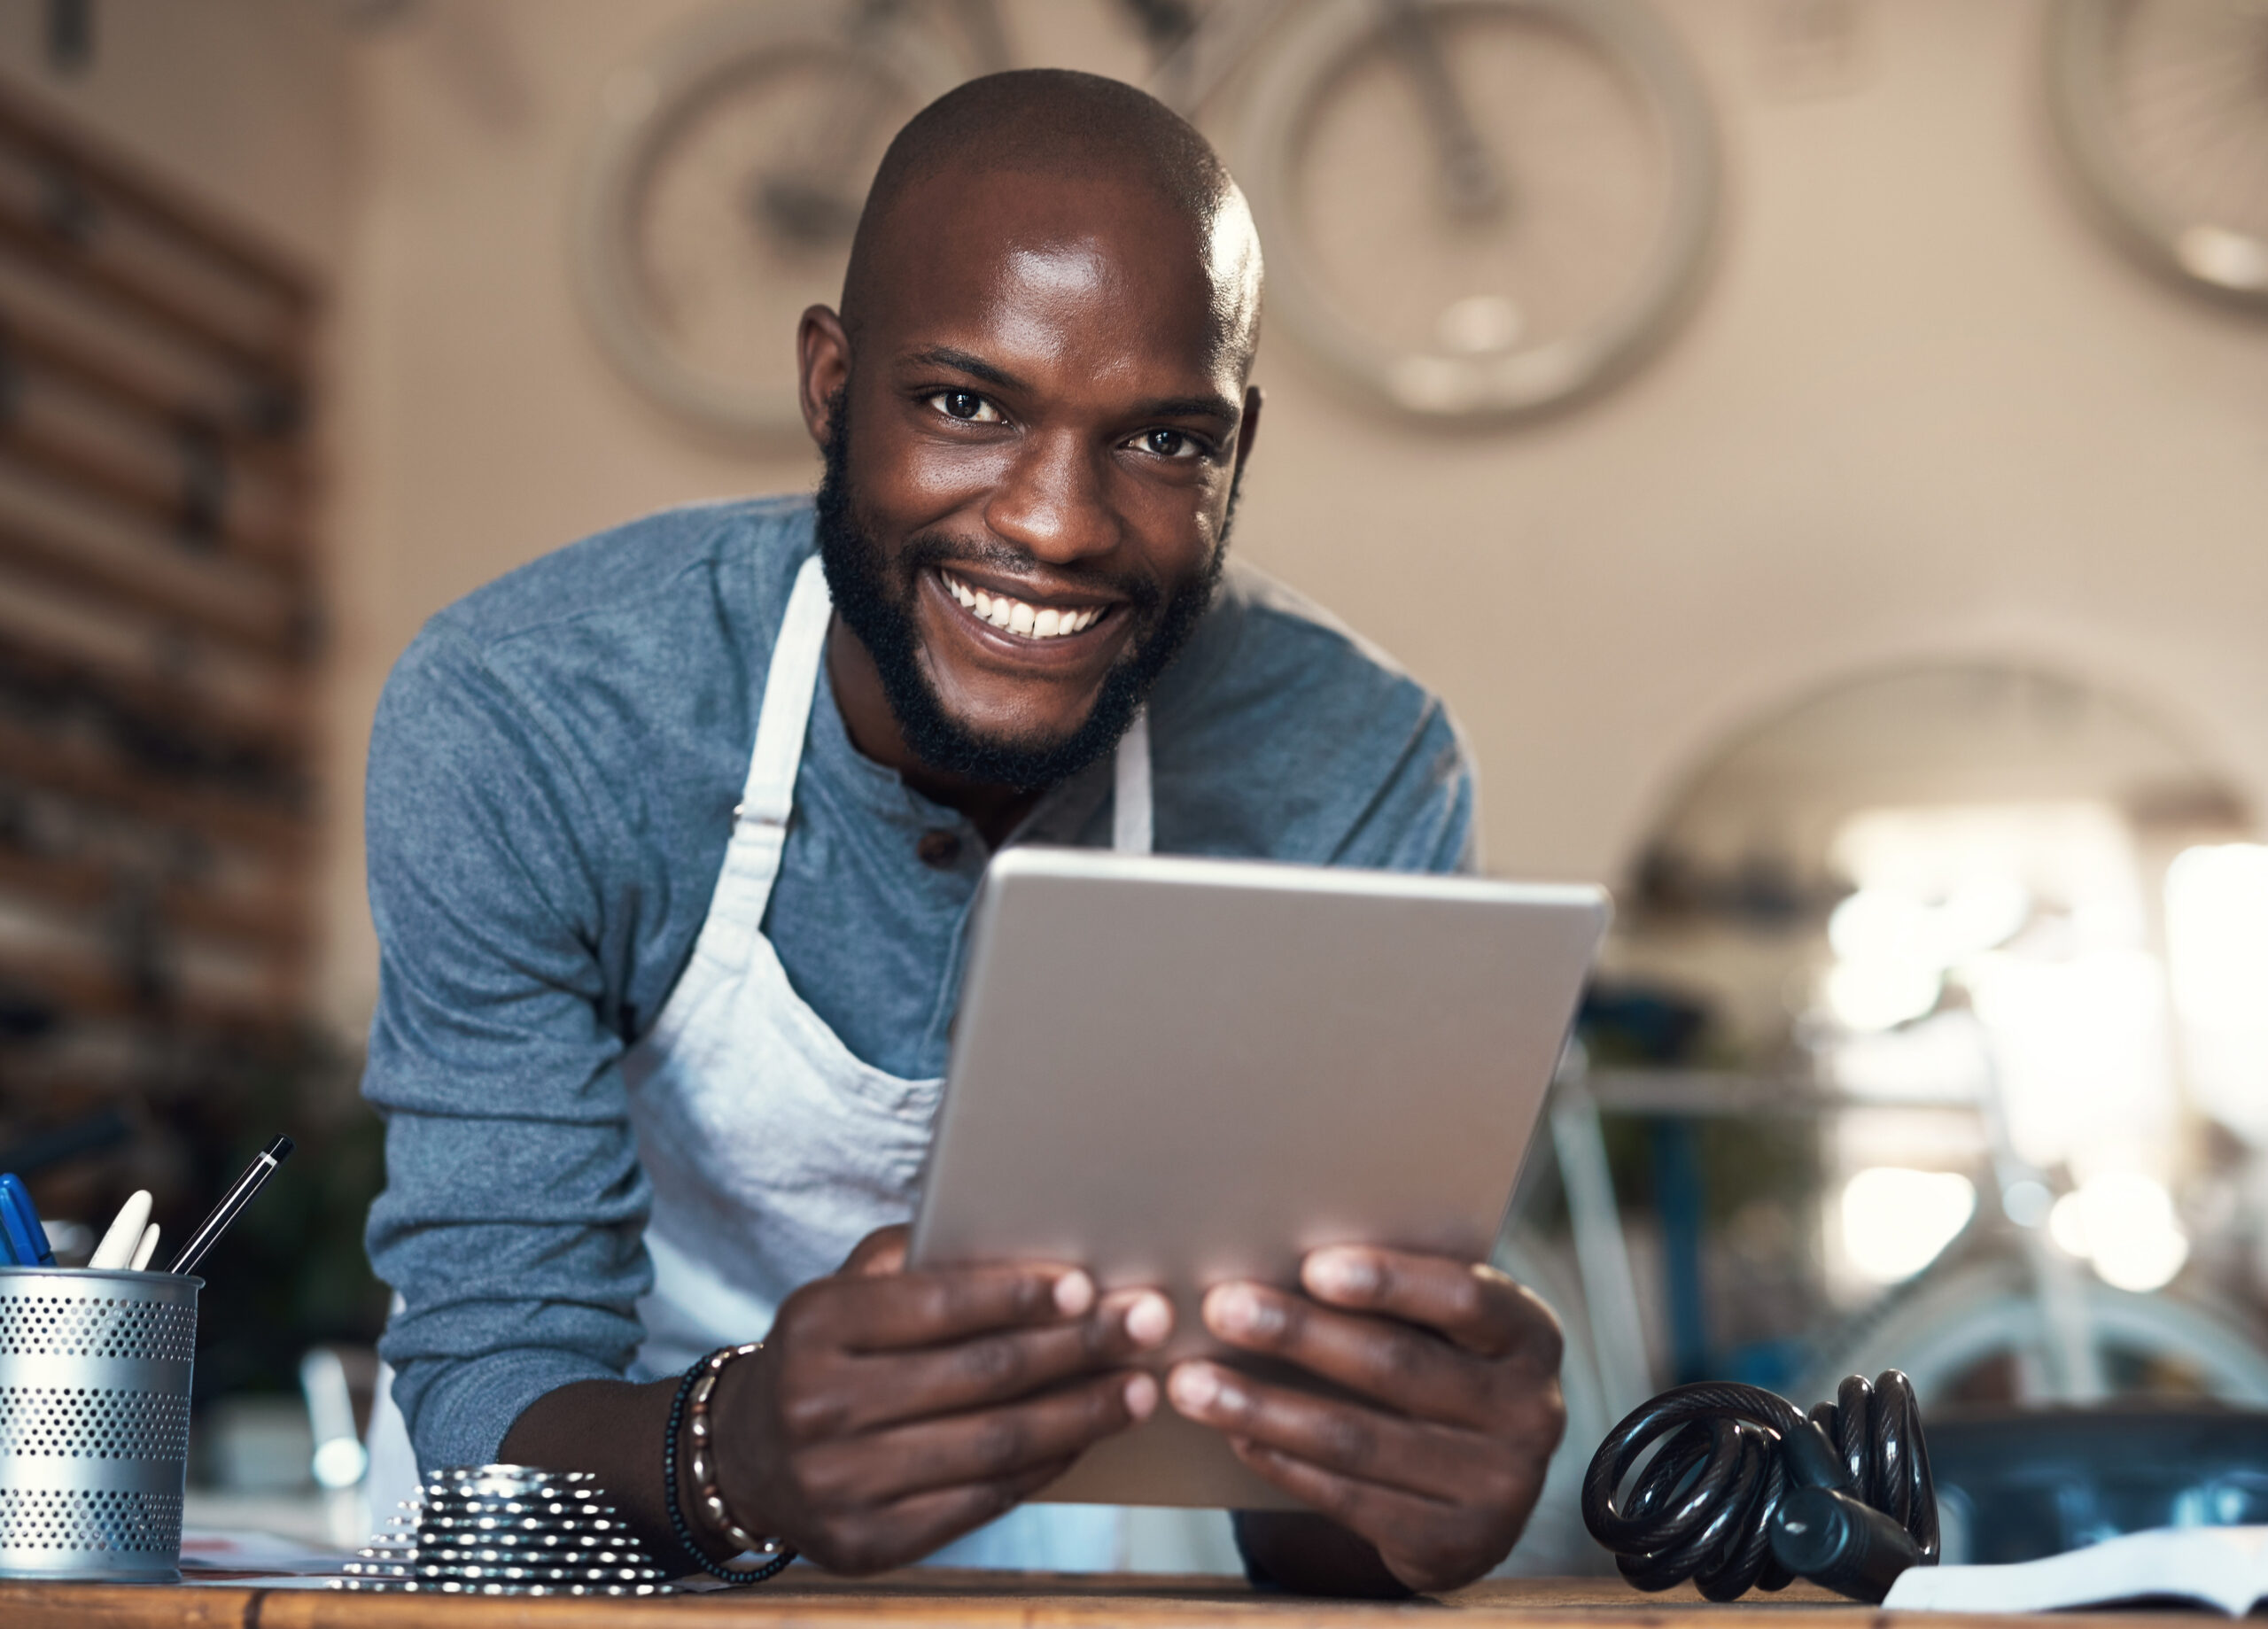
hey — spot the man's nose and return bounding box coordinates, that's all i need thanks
[983,429,1121,564]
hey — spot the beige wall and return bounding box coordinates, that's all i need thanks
[10,1,2264,1041]
[0,0,353,268]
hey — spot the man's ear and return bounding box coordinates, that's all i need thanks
[1231,383,1264,481]
[798,305,853,447]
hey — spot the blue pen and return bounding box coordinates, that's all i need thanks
[0,1173,54,1266]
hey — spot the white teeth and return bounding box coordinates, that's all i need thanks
[941,572,1103,640]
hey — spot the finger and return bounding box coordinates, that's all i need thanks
[808,1261,1098,1352]
[806,1455,1076,1576]
[842,1225,911,1277]
[1301,1248,1562,1364]
[1224,1438,1504,1594]
[1201,1282,1488,1425]
[802,1369,1158,1506]
[1166,1361,1480,1501]
[833,1289,1175,1431]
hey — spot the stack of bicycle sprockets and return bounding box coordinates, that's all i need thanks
[334,1464,675,1595]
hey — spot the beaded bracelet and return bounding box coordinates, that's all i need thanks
[662,1342,796,1584]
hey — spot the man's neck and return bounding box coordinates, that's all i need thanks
[824,614,1041,848]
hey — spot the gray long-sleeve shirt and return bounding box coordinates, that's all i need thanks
[361,495,1477,1469]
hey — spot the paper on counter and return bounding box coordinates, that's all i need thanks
[1884,1525,2268,1615]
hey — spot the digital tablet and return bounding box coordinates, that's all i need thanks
[907,848,1609,1509]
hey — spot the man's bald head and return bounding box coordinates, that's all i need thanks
[841,69,1262,372]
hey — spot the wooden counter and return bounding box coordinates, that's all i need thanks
[0,1571,2207,1629]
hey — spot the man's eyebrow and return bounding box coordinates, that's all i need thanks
[1132,392,1240,426]
[905,345,1028,392]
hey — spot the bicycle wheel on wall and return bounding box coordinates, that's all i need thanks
[572,4,967,440]
[2047,0,2268,306]
[1798,1256,2268,1408]
[1237,0,1720,422]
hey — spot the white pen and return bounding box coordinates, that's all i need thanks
[128,1222,160,1272]
[89,1190,152,1271]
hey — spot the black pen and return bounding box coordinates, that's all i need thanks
[169,1135,294,1276]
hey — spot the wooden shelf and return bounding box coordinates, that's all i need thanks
[0,940,296,1044]
[0,86,315,312]
[0,81,320,1088]
[0,180,297,379]
[0,295,309,469]
[0,601,305,762]
[0,505,307,662]
[0,417,305,576]
[0,846,304,958]
[0,714,307,859]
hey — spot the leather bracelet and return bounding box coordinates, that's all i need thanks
[663,1342,795,1584]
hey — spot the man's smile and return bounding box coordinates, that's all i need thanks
[941,569,1109,639]
[921,566,1134,670]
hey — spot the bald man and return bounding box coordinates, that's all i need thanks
[362,72,1564,1595]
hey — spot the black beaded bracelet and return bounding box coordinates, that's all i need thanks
[662,1345,796,1585]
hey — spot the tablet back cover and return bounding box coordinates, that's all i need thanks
[910,849,1608,1509]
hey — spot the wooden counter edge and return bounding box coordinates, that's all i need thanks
[0,1577,2227,1628]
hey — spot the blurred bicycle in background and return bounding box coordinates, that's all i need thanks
[571,0,1720,437]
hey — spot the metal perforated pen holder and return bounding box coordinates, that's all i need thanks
[0,1266,199,1581]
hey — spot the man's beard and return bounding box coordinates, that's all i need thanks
[813,392,1228,792]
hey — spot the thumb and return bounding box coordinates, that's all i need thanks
[843,1223,910,1277]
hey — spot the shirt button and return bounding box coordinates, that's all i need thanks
[917,829,963,869]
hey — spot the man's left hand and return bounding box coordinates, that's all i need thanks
[1166,1246,1566,1594]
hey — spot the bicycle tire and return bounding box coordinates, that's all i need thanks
[1237,0,1720,421]
[2046,0,2268,307]
[1797,1256,2268,1408]
[571,3,967,440]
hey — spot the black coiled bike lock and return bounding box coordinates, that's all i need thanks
[1581,1371,1937,1603]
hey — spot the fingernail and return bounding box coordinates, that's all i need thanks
[1124,1292,1172,1349]
[1124,1372,1159,1421]
[1308,1250,1379,1299]
[1053,1270,1095,1317]
[1208,1284,1278,1338]
[1169,1363,1220,1413]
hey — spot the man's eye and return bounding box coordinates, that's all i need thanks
[929,391,1001,423]
[1138,429,1201,459]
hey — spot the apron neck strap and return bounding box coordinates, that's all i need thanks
[738,551,1154,856]
[737,554,833,830]
[1113,708,1153,855]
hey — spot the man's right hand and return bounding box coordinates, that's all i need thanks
[701,1224,1173,1574]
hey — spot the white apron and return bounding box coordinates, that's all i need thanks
[366,555,1228,1570]
[617,553,1150,1569]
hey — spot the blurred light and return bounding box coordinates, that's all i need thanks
[2000,1179,2051,1229]
[1829,882,2031,970]
[312,1436,368,1490]
[1829,888,1931,964]
[1824,958,1941,1032]
[1939,880,2032,960]
[1435,293,1523,354]
[1831,1011,1989,1101]
[1966,950,2171,1172]
[1839,1167,1976,1284]
[2165,844,2268,1146]
[2095,1227,2190,1294]
[2046,1172,2189,1293]
[2178,225,2268,293]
